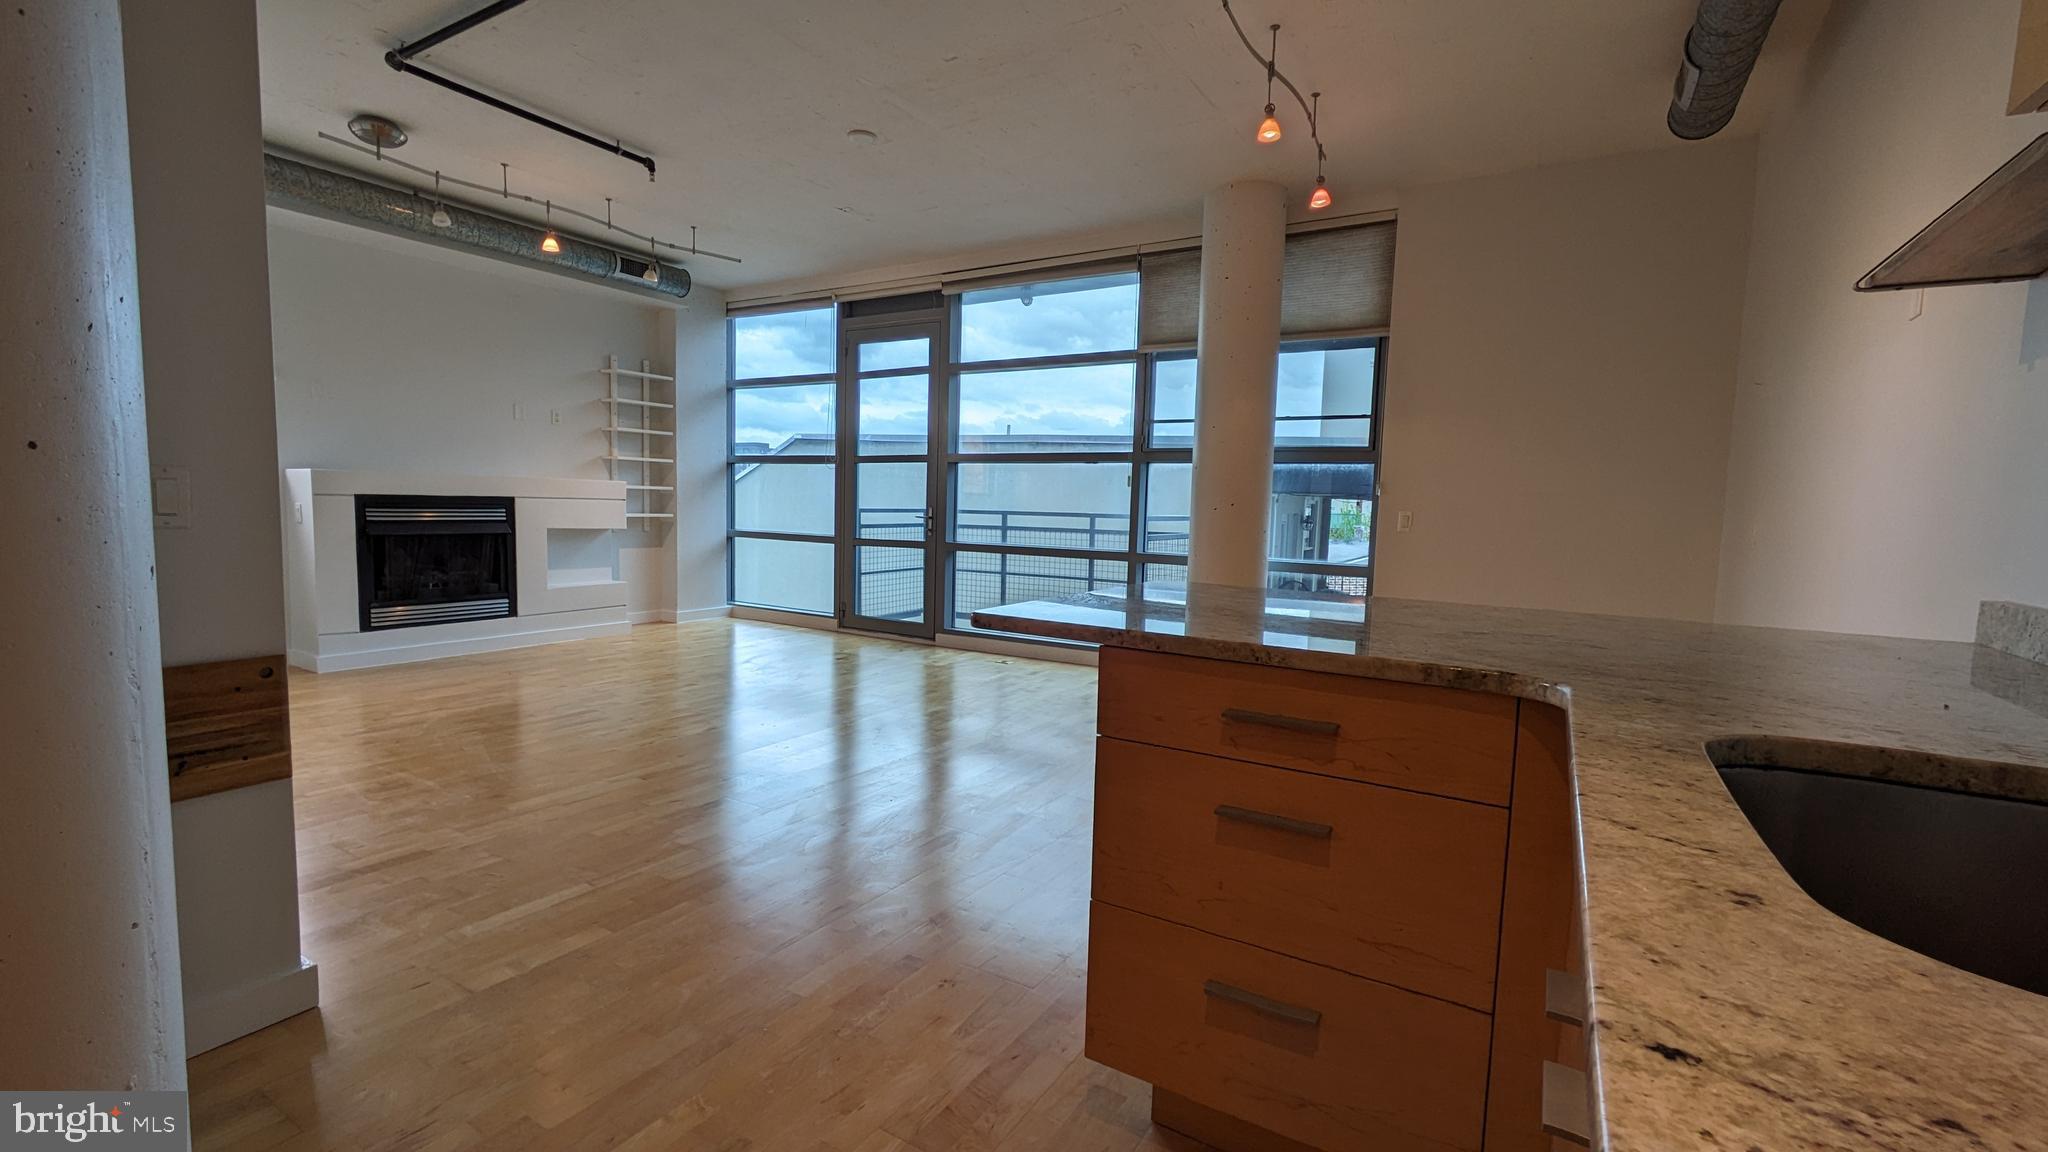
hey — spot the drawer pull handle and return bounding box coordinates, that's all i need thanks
[1541,1060,1592,1146]
[1220,708,1341,737]
[1202,979,1323,1027]
[1214,804,1334,840]
[1545,968,1587,1027]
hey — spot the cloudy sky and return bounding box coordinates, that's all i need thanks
[730,276,1373,452]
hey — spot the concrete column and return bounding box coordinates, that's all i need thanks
[0,0,187,1089]
[1188,181,1287,587]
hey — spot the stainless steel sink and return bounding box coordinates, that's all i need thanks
[1709,737,2048,996]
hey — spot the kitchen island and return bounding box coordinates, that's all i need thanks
[973,584,2048,1152]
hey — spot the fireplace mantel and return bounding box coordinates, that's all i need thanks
[283,469,631,672]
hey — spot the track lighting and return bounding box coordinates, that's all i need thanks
[1307,92,1331,210]
[540,200,562,254]
[1255,26,1283,143]
[320,127,746,267]
[1221,3,1336,211]
[1257,108,1282,144]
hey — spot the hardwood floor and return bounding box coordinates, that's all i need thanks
[188,619,1196,1152]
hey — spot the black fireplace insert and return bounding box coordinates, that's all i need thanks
[356,495,517,631]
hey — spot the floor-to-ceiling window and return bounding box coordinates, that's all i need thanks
[728,304,837,613]
[1136,337,1383,594]
[726,220,1394,635]
[945,270,1142,630]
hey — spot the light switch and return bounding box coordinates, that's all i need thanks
[152,467,191,529]
[1396,510,1413,532]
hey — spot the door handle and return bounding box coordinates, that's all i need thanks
[1214,804,1333,839]
[1202,980,1322,1027]
[1221,708,1341,737]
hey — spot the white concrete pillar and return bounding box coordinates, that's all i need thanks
[0,0,187,1089]
[1188,181,1288,587]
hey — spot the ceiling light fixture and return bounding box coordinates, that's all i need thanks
[1256,25,1283,143]
[317,129,748,265]
[348,113,408,159]
[430,171,452,227]
[1307,93,1332,211]
[1220,2,1335,212]
[643,235,662,284]
[540,200,562,254]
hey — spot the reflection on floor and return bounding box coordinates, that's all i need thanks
[187,619,1197,1152]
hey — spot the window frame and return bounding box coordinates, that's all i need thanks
[942,273,1141,633]
[1132,335,1386,597]
[727,295,1388,629]
[727,304,839,615]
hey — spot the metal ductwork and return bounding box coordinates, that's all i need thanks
[1667,0,1783,140]
[262,152,691,299]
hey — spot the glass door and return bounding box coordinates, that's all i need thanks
[837,319,944,637]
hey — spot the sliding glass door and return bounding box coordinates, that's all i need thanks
[837,317,944,637]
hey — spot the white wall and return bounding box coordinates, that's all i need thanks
[657,293,732,617]
[120,0,315,1055]
[1374,139,1757,621]
[265,214,724,619]
[1715,0,2048,640]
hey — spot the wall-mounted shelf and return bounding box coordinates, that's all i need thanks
[1858,132,2048,291]
[602,355,676,532]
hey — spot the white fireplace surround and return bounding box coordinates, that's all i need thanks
[283,469,631,672]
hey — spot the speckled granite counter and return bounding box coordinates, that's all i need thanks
[972,584,2048,1152]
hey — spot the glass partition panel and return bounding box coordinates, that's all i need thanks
[957,272,1138,363]
[732,537,833,613]
[957,362,1135,453]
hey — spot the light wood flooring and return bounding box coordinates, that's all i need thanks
[189,619,1196,1152]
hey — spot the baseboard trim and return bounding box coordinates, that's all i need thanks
[183,958,320,1056]
[309,618,629,673]
[628,605,733,625]
[728,604,838,631]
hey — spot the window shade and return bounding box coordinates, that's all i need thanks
[1138,221,1396,347]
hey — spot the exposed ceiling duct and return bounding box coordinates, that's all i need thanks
[262,152,691,299]
[1666,0,1784,140]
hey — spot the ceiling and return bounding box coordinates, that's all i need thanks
[256,0,1819,293]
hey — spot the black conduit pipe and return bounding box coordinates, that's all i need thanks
[385,0,657,181]
[1667,0,1783,140]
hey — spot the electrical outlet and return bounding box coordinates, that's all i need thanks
[1396,510,1414,532]
[550,409,562,425]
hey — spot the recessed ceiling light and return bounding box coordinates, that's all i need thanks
[846,128,879,145]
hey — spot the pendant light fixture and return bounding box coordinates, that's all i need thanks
[1256,24,1283,143]
[1307,93,1332,211]
[540,200,562,254]
[1220,2,1337,212]
[430,171,452,228]
[642,234,662,284]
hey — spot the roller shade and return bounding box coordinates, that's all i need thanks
[1138,221,1396,347]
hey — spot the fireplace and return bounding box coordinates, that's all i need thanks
[355,495,517,630]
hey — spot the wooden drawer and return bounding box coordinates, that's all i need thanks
[1086,901,1492,1152]
[1092,737,1508,1010]
[1097,647,1517,806]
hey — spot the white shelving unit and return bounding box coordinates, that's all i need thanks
[602,355,676,529]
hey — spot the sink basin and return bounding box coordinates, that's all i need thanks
[1709,737,2048,996]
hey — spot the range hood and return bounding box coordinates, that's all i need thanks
[1857,131,2048,291]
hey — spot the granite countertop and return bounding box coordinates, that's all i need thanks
[972,583,2048,1152]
